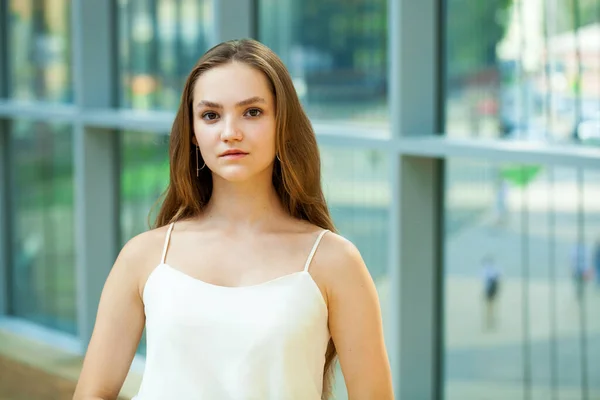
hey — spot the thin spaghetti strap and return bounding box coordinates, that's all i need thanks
[303,230,329,273]
[160,223,175,265]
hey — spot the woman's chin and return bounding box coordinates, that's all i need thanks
[210,163,274,183]
[212,167,256,183]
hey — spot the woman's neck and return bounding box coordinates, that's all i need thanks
[201,173,288,233]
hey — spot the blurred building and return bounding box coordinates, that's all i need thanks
[0,0,599,399]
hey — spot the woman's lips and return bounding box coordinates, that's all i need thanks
[220,151,248,160]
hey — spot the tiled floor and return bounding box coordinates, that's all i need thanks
[0,354,77,400]
[0,329,141,400]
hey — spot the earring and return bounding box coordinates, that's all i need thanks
[196,146,205,177]
[276,153,282,162]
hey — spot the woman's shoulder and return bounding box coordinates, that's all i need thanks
[280,219,359,264]
[317,230,363,269]
[307,230,372,305]
[117,224,172,271]
[302,225,362,276]
[113,225,172,297]
[288,218,358,259]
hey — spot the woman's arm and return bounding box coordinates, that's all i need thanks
[320,235,394,400]
[73,237,148,400]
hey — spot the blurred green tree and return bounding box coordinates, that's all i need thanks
[446,0,513,80]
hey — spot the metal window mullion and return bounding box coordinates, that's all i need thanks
[210,0,253,46]
[0,0,10,314]
[389,0,442,398]
[0,0,9,97]
[72,0,120,348]
[0,120,11,315]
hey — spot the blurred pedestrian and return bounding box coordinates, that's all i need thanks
[482,254,501,330]
[571,242,588,301]
[593,238,600,289]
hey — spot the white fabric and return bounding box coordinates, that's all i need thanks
[304,229,329,272]
[133,224,331,400]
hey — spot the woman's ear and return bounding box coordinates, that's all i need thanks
[191,135,198,146]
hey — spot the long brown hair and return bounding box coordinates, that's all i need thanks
[152,39,338,398]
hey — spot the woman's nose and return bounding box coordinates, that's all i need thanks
[221,117,243,141]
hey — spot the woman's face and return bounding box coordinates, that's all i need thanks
[192,61,277,183]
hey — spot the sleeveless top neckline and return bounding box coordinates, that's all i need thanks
[142,223,329,293]
[134,223,332,400]
[145,263,329,313]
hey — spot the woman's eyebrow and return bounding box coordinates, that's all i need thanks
[235,96,266,107]
[196,96,266,109]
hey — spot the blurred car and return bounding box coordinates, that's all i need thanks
[505,123,552,142]
[576,117,600,141]
[573,106,600,141]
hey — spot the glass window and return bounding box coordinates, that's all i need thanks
[319,146,390,399]
[259,0,388,130]
[118,0,213,110]
[120,131,170,243]
[7,0,72,103]
[583,168,600,395]
[119,130,170,355]
[445,0,600,142]
[444,159,526,399]
[444,159,600,399]
[8,120,76,334]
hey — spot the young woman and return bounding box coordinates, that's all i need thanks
[73,39,393,400]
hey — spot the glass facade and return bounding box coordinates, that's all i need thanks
[1,0,599,398]
[445,0,600,143]
[7,0,72,102]
[321,147,389,284]
[444,160,600,399]
[444,1,600,395]
[117,0,213,110]
[259,0,388,129]
[119,130,170,356]
[320,147,390,398]
[119,130,170,244]
[7,120,76,334]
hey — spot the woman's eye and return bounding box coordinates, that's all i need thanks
[202,112,219,121]
[245,108,262,117]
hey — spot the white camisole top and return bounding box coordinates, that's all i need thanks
[132,223,331,400]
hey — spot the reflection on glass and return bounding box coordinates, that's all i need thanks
[319,146,389,399]
[118,0,213,110]
[259,0,388,128]
[444,159,600,399]
[8,0,72,102]
[445,0,600,142]
[8,120,76,334]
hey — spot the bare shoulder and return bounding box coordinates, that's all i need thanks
[113,225,171,296]
[316,231,362,267]
[118,225,168,266]
[311,231,371,301]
